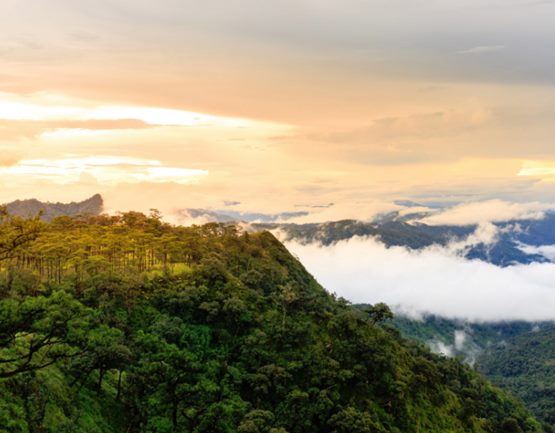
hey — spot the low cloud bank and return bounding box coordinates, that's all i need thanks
[418,199,554,226]
[519,244,555,261]
[284,235,555,322]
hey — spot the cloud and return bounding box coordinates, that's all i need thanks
[454,330,467,350]
[285,201,402,224]
[430,330,481,365]
[418,200,554,225]
[290,106,497,166]
[445,222,499,252]
[285,235,555,322]
[429,340,454,357]
[171,208,310,225]
[519,244,555,261]
[0,92,263,128]
[169,210,221,227]
[295,202,335,209]
[0,119,152,140]
[0,157,208,186]
[458,45,506,54]
[0,155,19,167]
[518,161,555,178]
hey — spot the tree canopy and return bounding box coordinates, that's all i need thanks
[0,212,545,433]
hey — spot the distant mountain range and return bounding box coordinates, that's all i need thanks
[3,194,104,221]
[4,197,554,266]
[173,206,555,266]
[175,208,309,223]
[254,212,555,267]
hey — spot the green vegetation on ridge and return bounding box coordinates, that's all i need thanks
[0,210,545,432]
[390,313,555,431]
[479,325,555,429]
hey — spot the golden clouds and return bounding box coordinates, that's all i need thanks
[519,162,555,182]
[0,91,294,213]
[0,157,208,185]
[0,92,259,128]
[1,0,555,214]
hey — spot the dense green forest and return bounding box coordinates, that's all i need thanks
[392,316,536,349]
[0,209,545,432]
[479,325,555,428]
[390,314,555,430]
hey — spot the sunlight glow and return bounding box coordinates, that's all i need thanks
[40,129,115,139]
[0,92,255,128]
[518,161,555,178]
[86,106,252,127]
[0,157,208,185]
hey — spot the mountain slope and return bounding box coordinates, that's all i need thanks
[0,214,545,432]
[390,314,555,430]
[479,325,555,428]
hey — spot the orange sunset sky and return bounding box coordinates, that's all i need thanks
[1,0,555,221]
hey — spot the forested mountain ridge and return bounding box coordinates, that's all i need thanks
[3,194,103,221]
[0,210,545,432]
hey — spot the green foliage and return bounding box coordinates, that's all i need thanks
[389,313,555,430]
[478,325,555,429]
[0,206,42,264]
[363,302,394,325]
[0,212,545,432]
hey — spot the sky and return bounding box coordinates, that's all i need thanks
[1,0,555,218]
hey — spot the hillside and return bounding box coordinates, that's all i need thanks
[390,314,555,430]
[479,325,555,428]
[0,212,546,432]
[4,194,104,221]
[391,315,539,361]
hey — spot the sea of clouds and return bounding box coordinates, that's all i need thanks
[284,232,555,322]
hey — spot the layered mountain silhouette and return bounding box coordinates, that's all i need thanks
[253,213,555,267]
[4,194,104,221]
[172,206,555,266]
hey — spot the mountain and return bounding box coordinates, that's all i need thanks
[256,219,473,248]
[254,212,555,266]
[169,205,555,266]
[389,313,555,429]
[0,214,544,433]
[175,208,309,224]
[4,194,104,221]
[175,208,237,223]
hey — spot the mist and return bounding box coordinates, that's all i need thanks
[284,235,555,322]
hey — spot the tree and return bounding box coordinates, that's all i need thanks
[328,407,385,433]
[0,291,87,379]
[367,303,394,325]
[70,325,132,396]
[0,207,42,263]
